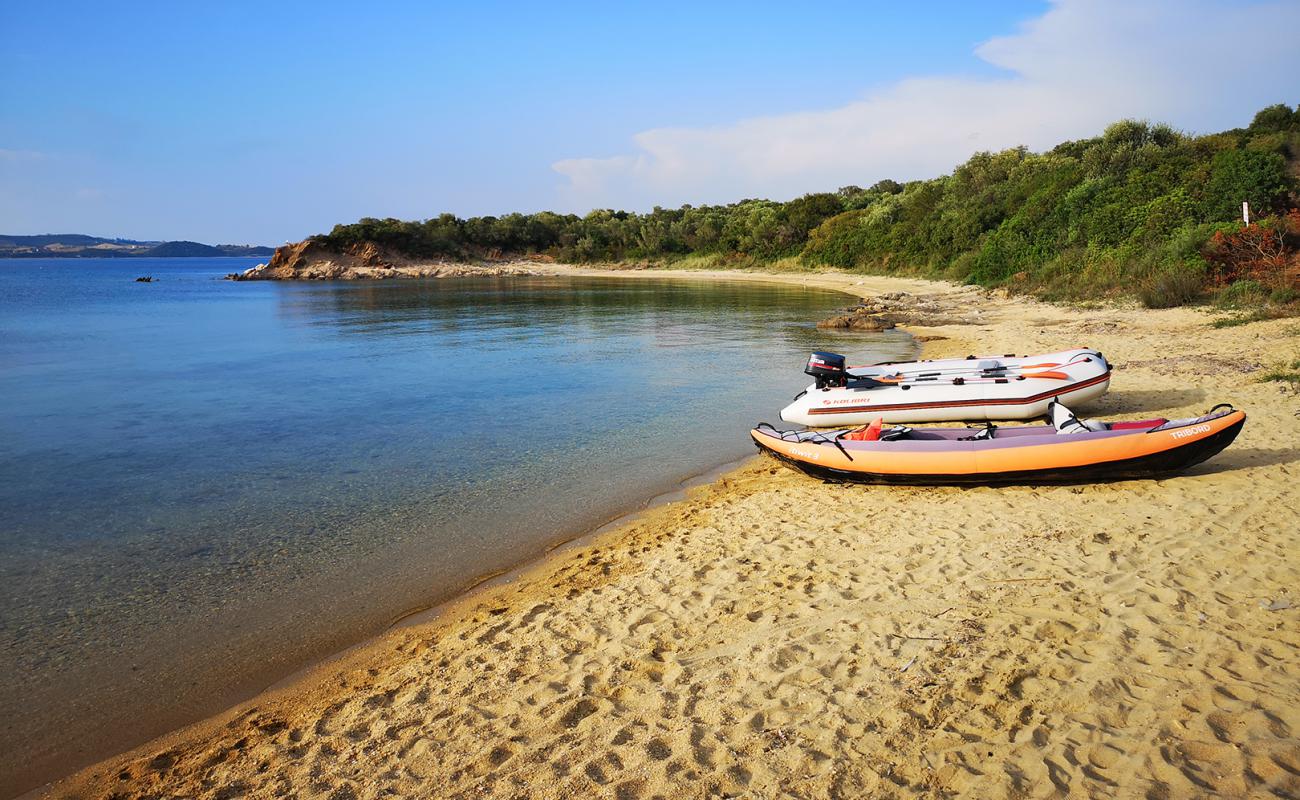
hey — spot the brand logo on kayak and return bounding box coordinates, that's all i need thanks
[1169,424,1211,439]
[789,446,822,461]
[822,398,866,405]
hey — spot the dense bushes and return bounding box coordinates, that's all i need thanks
[1138,267,1206,309]
[800,109,1298,301]
[1202,209,1300,290]
[318,105,1300,305]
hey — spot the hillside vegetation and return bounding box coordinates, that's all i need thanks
[318,105,1300,307]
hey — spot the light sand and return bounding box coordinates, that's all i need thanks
[34,270,1300,799]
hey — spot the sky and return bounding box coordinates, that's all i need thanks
[1,0,1297,245]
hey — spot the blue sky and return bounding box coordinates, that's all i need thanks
[1,1,1296,244]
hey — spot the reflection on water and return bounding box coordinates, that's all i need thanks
[0,259,915,792]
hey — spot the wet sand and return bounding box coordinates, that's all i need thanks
[31,269,1300,799]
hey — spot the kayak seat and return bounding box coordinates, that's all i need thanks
[879,425,914,442]
[959,422,997,441]
[1050,399,1104,434]
[842,417,884,441]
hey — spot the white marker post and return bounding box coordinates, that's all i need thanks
[1243,201,1250,225]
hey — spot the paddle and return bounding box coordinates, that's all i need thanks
[847,362,1057,380]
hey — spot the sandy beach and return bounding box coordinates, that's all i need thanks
[33,268,1300,799]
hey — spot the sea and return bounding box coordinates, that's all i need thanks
[0,256,915,794]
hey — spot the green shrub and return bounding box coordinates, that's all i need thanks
[1214,279,1268,308]
[1204,149,1290,220]
[1271,286,1299,305]
[1211,308,1297,327]
[1139,268,1204,308]
[1257,358,1300,384]
[801,210,870,267]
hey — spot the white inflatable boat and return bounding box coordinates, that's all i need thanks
[781,347,1111,426]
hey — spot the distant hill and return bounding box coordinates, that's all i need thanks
[143,240,224,257]
[0,234,275,258]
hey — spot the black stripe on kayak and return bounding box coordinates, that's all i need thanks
[753,416,1244,486]
[807,370,1112,415]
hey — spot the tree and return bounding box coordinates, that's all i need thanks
[1247,104,1300,135]
[1204,149,1289,221]
[869,179,903,195]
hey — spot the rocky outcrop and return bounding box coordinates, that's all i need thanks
[230,240,401,280]
[816,289,988,329]
[816,311,896,331]
[228,239,544,281]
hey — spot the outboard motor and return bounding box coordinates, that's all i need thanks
[805,351,848,390]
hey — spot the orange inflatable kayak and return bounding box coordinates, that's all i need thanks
[751,404,1245,485]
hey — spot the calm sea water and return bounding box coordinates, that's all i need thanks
[0,257,914,793]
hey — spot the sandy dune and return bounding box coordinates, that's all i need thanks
[35,271,1300,799]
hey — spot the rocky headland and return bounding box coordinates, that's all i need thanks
[228,239,544,281]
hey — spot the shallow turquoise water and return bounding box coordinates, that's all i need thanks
[0,257,915,792]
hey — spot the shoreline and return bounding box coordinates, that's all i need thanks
[261,453,762,702]
[29,267,1300,799]
[9,266,896,798]
[0,270,894,800]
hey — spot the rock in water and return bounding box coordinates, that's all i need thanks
[816,312,895,331]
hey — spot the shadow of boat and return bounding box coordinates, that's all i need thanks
[1091,388,1209,415]
[1185,446,1300,475]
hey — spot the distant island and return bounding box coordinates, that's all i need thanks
[238,104,1299,313]
[0,234,275,259]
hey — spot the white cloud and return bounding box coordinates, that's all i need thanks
[552,0,1300,211]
